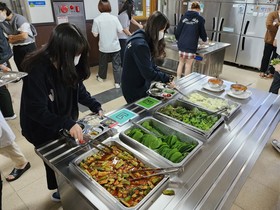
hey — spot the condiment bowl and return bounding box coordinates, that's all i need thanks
[208,78,224,89]
[230,84,247,95]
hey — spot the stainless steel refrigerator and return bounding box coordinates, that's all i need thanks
[159,0,189,34]
[236,1,276,68]
[201,0,246,63]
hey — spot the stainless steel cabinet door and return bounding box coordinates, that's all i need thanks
[201,2,220,31]
[218,33,240,63]
[218,3,245,34]
[236,36,264,68]
[241,4,276,38]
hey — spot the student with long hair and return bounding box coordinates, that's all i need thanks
[118,0,142,64]
[121,11,174,103]
[20,23,103,202]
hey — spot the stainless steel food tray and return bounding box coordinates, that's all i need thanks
[147,82,177,99]
[120,117,203,167]
[180,90,241,118]
[154,99,224,139]
[69,137,169,210]
[0,71,27,87]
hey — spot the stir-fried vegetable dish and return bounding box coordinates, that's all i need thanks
[78,145,163,207]
[125,120,198,163]
[158,105,220,131]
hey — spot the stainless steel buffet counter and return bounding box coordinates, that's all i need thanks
[159,41,231,77]
[35,73,280,210]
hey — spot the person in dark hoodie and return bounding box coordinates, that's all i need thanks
[175,1,207,79]
[121,11,174,103]
[20,23,103,202]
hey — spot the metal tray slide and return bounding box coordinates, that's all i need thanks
[154,99,224,138]
[180,90,241,118]
[70,138,169,210]
[120,117,203,167]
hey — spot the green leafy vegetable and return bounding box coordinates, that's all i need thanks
[271,58,280,66]
[126,120,198,163]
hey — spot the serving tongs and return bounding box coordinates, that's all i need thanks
[198,107,228,119]
[130,166,182,181]
[173,86,189,99]
[59,129,112,154]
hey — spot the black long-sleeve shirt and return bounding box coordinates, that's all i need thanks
[121,30,170,103]
[20,56,102,147]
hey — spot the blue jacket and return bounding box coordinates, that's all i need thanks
[121,29,171,103]
[175,11,207,53]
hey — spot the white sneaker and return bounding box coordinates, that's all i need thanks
[96,75,104,82]
[271,139,280,153]
[5,114,17,121]
[115,83,120,88]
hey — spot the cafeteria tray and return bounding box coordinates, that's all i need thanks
[147,82,177,99]
[120,117,203,167]
[69,137,169,210]
[180,90,241,118]
[154,99,224,139]
[0,71,27,87]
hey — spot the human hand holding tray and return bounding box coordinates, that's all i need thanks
[107,108,138,126]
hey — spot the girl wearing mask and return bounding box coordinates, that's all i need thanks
[121,11,174,103]
[0,2,37,72]
[20,23,103,202]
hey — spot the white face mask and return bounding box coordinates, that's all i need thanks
[74,54,81,66]
[0,12,6,22]
[158,31,164,41]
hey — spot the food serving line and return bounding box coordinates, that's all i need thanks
[35,72,280,210]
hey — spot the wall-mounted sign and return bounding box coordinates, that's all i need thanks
[28,0,46,7]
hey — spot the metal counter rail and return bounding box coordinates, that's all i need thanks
[35,72,280,210]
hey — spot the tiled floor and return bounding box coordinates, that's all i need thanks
[1,63,280,210]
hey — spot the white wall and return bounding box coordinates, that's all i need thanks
[84,0,119,20]
[24,0,54,23]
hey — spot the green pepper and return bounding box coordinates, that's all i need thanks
[162,189,175,195]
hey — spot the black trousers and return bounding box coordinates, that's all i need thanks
[0,173,2,210]
[269,71,280,94]
[0,85,14,117]
[98,51,122,84]
[260,43,277,74]
[119,39,127,66]
[13,43,36,72]
[44,162,58,190]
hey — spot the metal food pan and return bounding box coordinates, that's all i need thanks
[70,137,169,210]
[154,99,224,138]
[180,90,241,118]
[120,117,203,168]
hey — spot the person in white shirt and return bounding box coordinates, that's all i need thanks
[92,0,123,88]
[118,0,142,65]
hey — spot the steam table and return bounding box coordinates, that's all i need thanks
[158,42,231,77]
[36,73,280,210]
